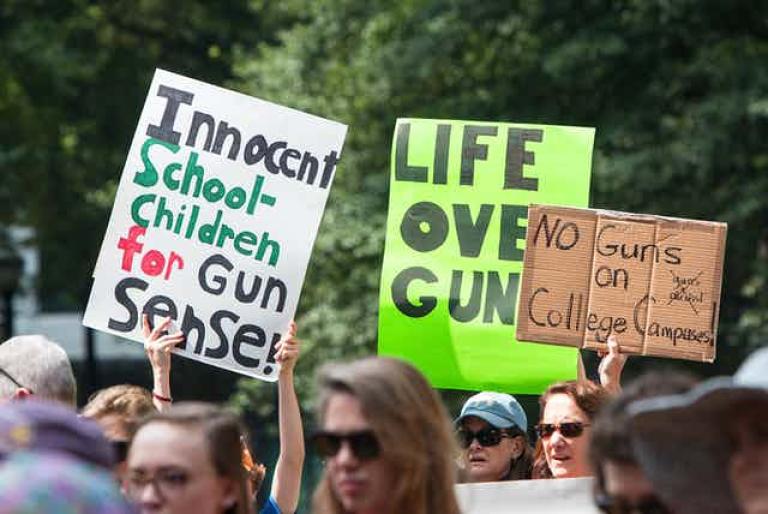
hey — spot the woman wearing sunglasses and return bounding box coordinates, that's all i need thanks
[532,336,627,479]
[455,391,533,481]
[532,380,609,479]
[81,384,156,477]
[310,357,461,514]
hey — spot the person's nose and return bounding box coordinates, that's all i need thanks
[468,436,482,451]
[139,481,163,507]
[334,440,360,467]
[549,428,567,448]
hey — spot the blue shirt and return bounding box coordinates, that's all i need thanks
[260,496,281,514]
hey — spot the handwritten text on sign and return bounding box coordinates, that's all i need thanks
[516,205,727,362]
[84,69,347,380]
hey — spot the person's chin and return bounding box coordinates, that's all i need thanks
[340,497,365,512]
[467,463,496,482]
[336,481,370,510]
[341,494,380,514]
[549,459,574,478]
[734,479,768,514]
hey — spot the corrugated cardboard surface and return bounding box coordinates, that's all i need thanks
[516,205,727,362]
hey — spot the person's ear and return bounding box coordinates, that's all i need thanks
[218,477,238,510]
[12,388,33,401]
[509,435,525,460]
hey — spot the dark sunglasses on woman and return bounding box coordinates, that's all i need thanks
[456,427,510,449]
[311,430,380,461]
[111,440,130,463]
[595,493,671,514]
[534,421,589,439]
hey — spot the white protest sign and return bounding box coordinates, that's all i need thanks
[456,478,600,514]
[84,69,347,381]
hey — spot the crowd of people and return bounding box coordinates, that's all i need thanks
[0,324,765,514]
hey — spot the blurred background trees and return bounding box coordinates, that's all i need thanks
[231,0,768,404]
[1,0,766,510]
[0,0,295,309]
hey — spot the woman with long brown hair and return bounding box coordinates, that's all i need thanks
[310,357,462,514]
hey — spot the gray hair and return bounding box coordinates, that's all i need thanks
[0,335,76,406]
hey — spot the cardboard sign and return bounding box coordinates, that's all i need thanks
[378,118,595,393]
[517,205,727,361]
[84,69,347,380]
[456,477,600,514]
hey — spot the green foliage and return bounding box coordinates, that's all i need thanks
[1,2,766,511]
[1,0,766,451]
[0,0,295,309]
[232,0,768,414]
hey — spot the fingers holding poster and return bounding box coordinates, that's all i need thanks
[84,69,347,381]
[378,119,595,393]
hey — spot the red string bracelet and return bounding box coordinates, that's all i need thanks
[152,391,172,403]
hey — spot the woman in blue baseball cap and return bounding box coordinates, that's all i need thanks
[456,391,533,482]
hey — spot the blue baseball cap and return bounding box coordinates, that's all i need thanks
[456,391,528,432]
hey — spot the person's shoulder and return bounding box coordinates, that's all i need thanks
[259,496,281,514]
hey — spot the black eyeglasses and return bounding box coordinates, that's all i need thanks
[534,422,590,439]
[595,494,672,514]
[311,430,380,461]
[457,428,510,449]
[125,468,191,501]
[0,366,32,394]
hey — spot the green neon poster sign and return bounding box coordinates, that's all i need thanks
[378,118,595,393]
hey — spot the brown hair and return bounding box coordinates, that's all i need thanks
[133,402,253,514]
[506,426,534,480]
[532,380,609,479]
[82,384,155,437]
[312,357,462,514]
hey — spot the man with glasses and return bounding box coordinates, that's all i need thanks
[0,335,76,407]
[456,391,533,482]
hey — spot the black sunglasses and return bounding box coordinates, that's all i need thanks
[595,494,672,514]
[311,430,380,461]
[0,366,32,394]
[457,428,510,449]
[112,440,130,463]
[534,422,590,439]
